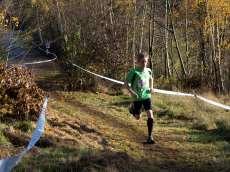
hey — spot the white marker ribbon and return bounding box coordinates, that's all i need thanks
[71,62,230,111]
[23,57,57,65]
[196,95,230,110]
[72,63,125,85]
[0,98,48,172]
[153,88,194,97]
[23,46,57,65]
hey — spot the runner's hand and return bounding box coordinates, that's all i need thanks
[150,88,154,94]
[132,92,139,99]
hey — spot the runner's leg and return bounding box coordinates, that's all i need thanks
[143,99,155,144]
[133,101,142,120]
[146,110,154,138]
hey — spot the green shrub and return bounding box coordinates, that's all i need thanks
[156,109,175,118]
[14,121,33,132]
[154,76,177,90]
[192,119,209,131]
[0,130,8,145]
[191,115,214,131]
[215,118,230,140]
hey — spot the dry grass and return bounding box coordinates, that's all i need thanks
[1,64,229,171]
[9,91,229,172]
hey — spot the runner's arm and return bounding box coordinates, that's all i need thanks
[124,81,139,98]
[149,76,154,94]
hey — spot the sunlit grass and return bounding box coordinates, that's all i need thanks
[2,90,229,171]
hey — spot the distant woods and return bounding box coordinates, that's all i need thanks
[0,0,230,93]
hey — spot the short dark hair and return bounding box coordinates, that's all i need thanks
[135,52,149,61]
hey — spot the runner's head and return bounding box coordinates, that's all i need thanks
[135,52,149,69]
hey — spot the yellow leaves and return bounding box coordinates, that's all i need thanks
[189,0,230,17]
[28,0,50,13]
[31,0,37,6]
[204,0,229,38]
[208,0,230,16]
[181,0,229,32]
[222,40,230,49]
[0,11,5,25]
[0,10,19,28]
[116,0,133,7]
[11,16,19,27]
[114,0,135,13]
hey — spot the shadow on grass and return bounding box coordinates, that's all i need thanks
[63,98,146,141]
[189,117,230,143]
[36,73,69,92]
[14,146,160,172]
[14,145,229,172]
[188,129,230,144]
[110,101,131,108]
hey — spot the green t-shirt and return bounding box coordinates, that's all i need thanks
[126,67,152,101]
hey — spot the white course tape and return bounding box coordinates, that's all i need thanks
[22,44,57,65]
[196,95,230,110]
[71,62,230,111]
[23,57,57,65]
[72,63,125,85]
[153,88,194,97]
[0,98,48,172]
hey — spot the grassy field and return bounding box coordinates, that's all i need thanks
[0,91,228,172]
[0,64,230,172]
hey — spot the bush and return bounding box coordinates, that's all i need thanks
[191,113,216,131]
[192,118,209,131]
[0,130,8,145]
[215,118,230,140]
[14,121,33,132]
[156,109,175,118]
[0,64,45,120]
[154,76,178,90]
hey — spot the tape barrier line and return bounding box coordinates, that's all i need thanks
[196,95,230,110]
[71,62,230,110]
[153,88,194,97]
[0,98,48,172]
[23,57,57,65]
[22,44,57,65]
[72,63,125,85]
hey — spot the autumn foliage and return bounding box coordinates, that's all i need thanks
[1,0,230,93]
[0,64,45,120]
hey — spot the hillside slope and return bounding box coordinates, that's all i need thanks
[13,90,230,172]
[0,63,229,172]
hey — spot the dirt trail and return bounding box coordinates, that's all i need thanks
[45,92,211,172]
[3,61,226,172]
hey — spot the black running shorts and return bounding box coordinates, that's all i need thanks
[132,98,152,115]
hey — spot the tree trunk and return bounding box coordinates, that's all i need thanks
[210,26,218,91]
[132,0,136,67]
[139,1,147,52]
[185,0,189,70]
[148,1,155,73]
[208,12,219,92]
[55,0,68,43]
[171,19,187,78]
[125,14,129,58]
[216,19,225,93]
[165,0,171,78]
